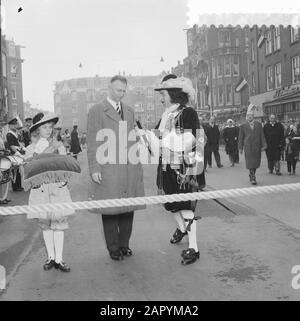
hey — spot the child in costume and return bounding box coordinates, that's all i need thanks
[25,113,75,272]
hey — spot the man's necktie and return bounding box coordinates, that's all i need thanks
[116,103,121,116]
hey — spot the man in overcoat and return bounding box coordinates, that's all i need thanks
[204,116,223,170]
[263,114,285,175]
[70,125,82,160]
[87,75,145,261]
[238,110,267,185]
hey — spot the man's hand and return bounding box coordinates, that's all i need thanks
[91,172,102,184]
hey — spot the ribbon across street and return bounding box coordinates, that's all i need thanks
[0,182,300,216]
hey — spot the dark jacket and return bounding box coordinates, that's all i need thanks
[222,126,239,153]
[205,124,220,149]
[70,129,82,154]
[263,122,285,161]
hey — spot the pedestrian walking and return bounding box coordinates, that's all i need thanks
[62,129,71,154]
[24,112,75,272]
[87,75,145,261]
[204,116,223,170]
[238,109,267,185]
[151,74,204,265]
[70,125,82,160]
[285,136,299,175]
[263,114,285,175]
[222,119,239,167]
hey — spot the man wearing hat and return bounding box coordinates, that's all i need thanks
[21,117,33,147]
[238,109,267,185]
[223,119,239,167]
[6,117,24,191]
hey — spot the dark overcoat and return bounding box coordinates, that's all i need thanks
[87,99,145,215]
[70,129,82,155]
[222,126,239,154]
[238,121,267,169]
[263,122,285,161]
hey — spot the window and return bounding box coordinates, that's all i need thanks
[226,85,232,105]
[147,102,154,110]
[266,65,273,91]
[72,118,79,126]
[291,27,299,43]
[146,88,154,97]
[8,42,16,57]
[218,31,230,47]
[224,31,230,46]
[232,56,239,76]
[251,39,255,63]
[1,53,7,77]
[265,30,272,55]
[212,58,216,79]
[235,37,239,47]
[217,57,223,78]
[224,56,231,76]
[213,87,217,106]
[273,27,280,51]
[275,63,282,89]
[292,56,300,84]
[11,86,17,100]
[245,35,249,47]
[218,86,224,106]
[71,91,77,101]
[10,63,17,78]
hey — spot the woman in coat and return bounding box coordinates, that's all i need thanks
[238,110,267,185]
[223,119,239,167]
[70,125,82,160]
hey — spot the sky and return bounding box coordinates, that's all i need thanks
[2,0,189,112]
[2,0,300,112]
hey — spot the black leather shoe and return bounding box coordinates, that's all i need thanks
[109,250,124,261]
[181,248,200,265]
[43,259,56,271]
[170,228,187,244]
[217,164,224,168]
[0,200,8,205]
[120,247,133,257]
[54,261,71,272]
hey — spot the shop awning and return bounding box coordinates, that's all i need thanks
[263,89,300,107]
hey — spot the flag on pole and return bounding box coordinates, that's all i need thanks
[235,77,248,92]
[257,34,265,48]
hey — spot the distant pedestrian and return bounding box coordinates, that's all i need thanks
[80,132,87,149]
[263,114,285,175]
[204,116,223,170]
[62,129,71,154]
[238,110,267,185]
[70,125,82,160]
[285,136,299,175]
[223,119,239,167]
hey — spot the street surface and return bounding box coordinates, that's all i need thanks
[1,148,300,300]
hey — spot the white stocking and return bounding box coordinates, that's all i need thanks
[53,231,64,264]
[173,212,186,233]
[180,210,198,252]
[43,230,55,260]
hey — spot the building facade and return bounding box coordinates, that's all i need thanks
[53,75,163,132]
[248,25,300,121]
[1,36,24,123]
[174,25,250,121]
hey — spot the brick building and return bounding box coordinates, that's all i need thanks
[0,36,24,122]
[175,25,250,121]
[248,25,300,121]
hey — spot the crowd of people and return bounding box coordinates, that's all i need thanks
[0,117,86,206]
[200,114,300,184]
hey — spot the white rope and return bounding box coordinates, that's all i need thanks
[1,182,300,216]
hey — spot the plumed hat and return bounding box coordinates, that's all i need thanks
[154,77,196,100]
